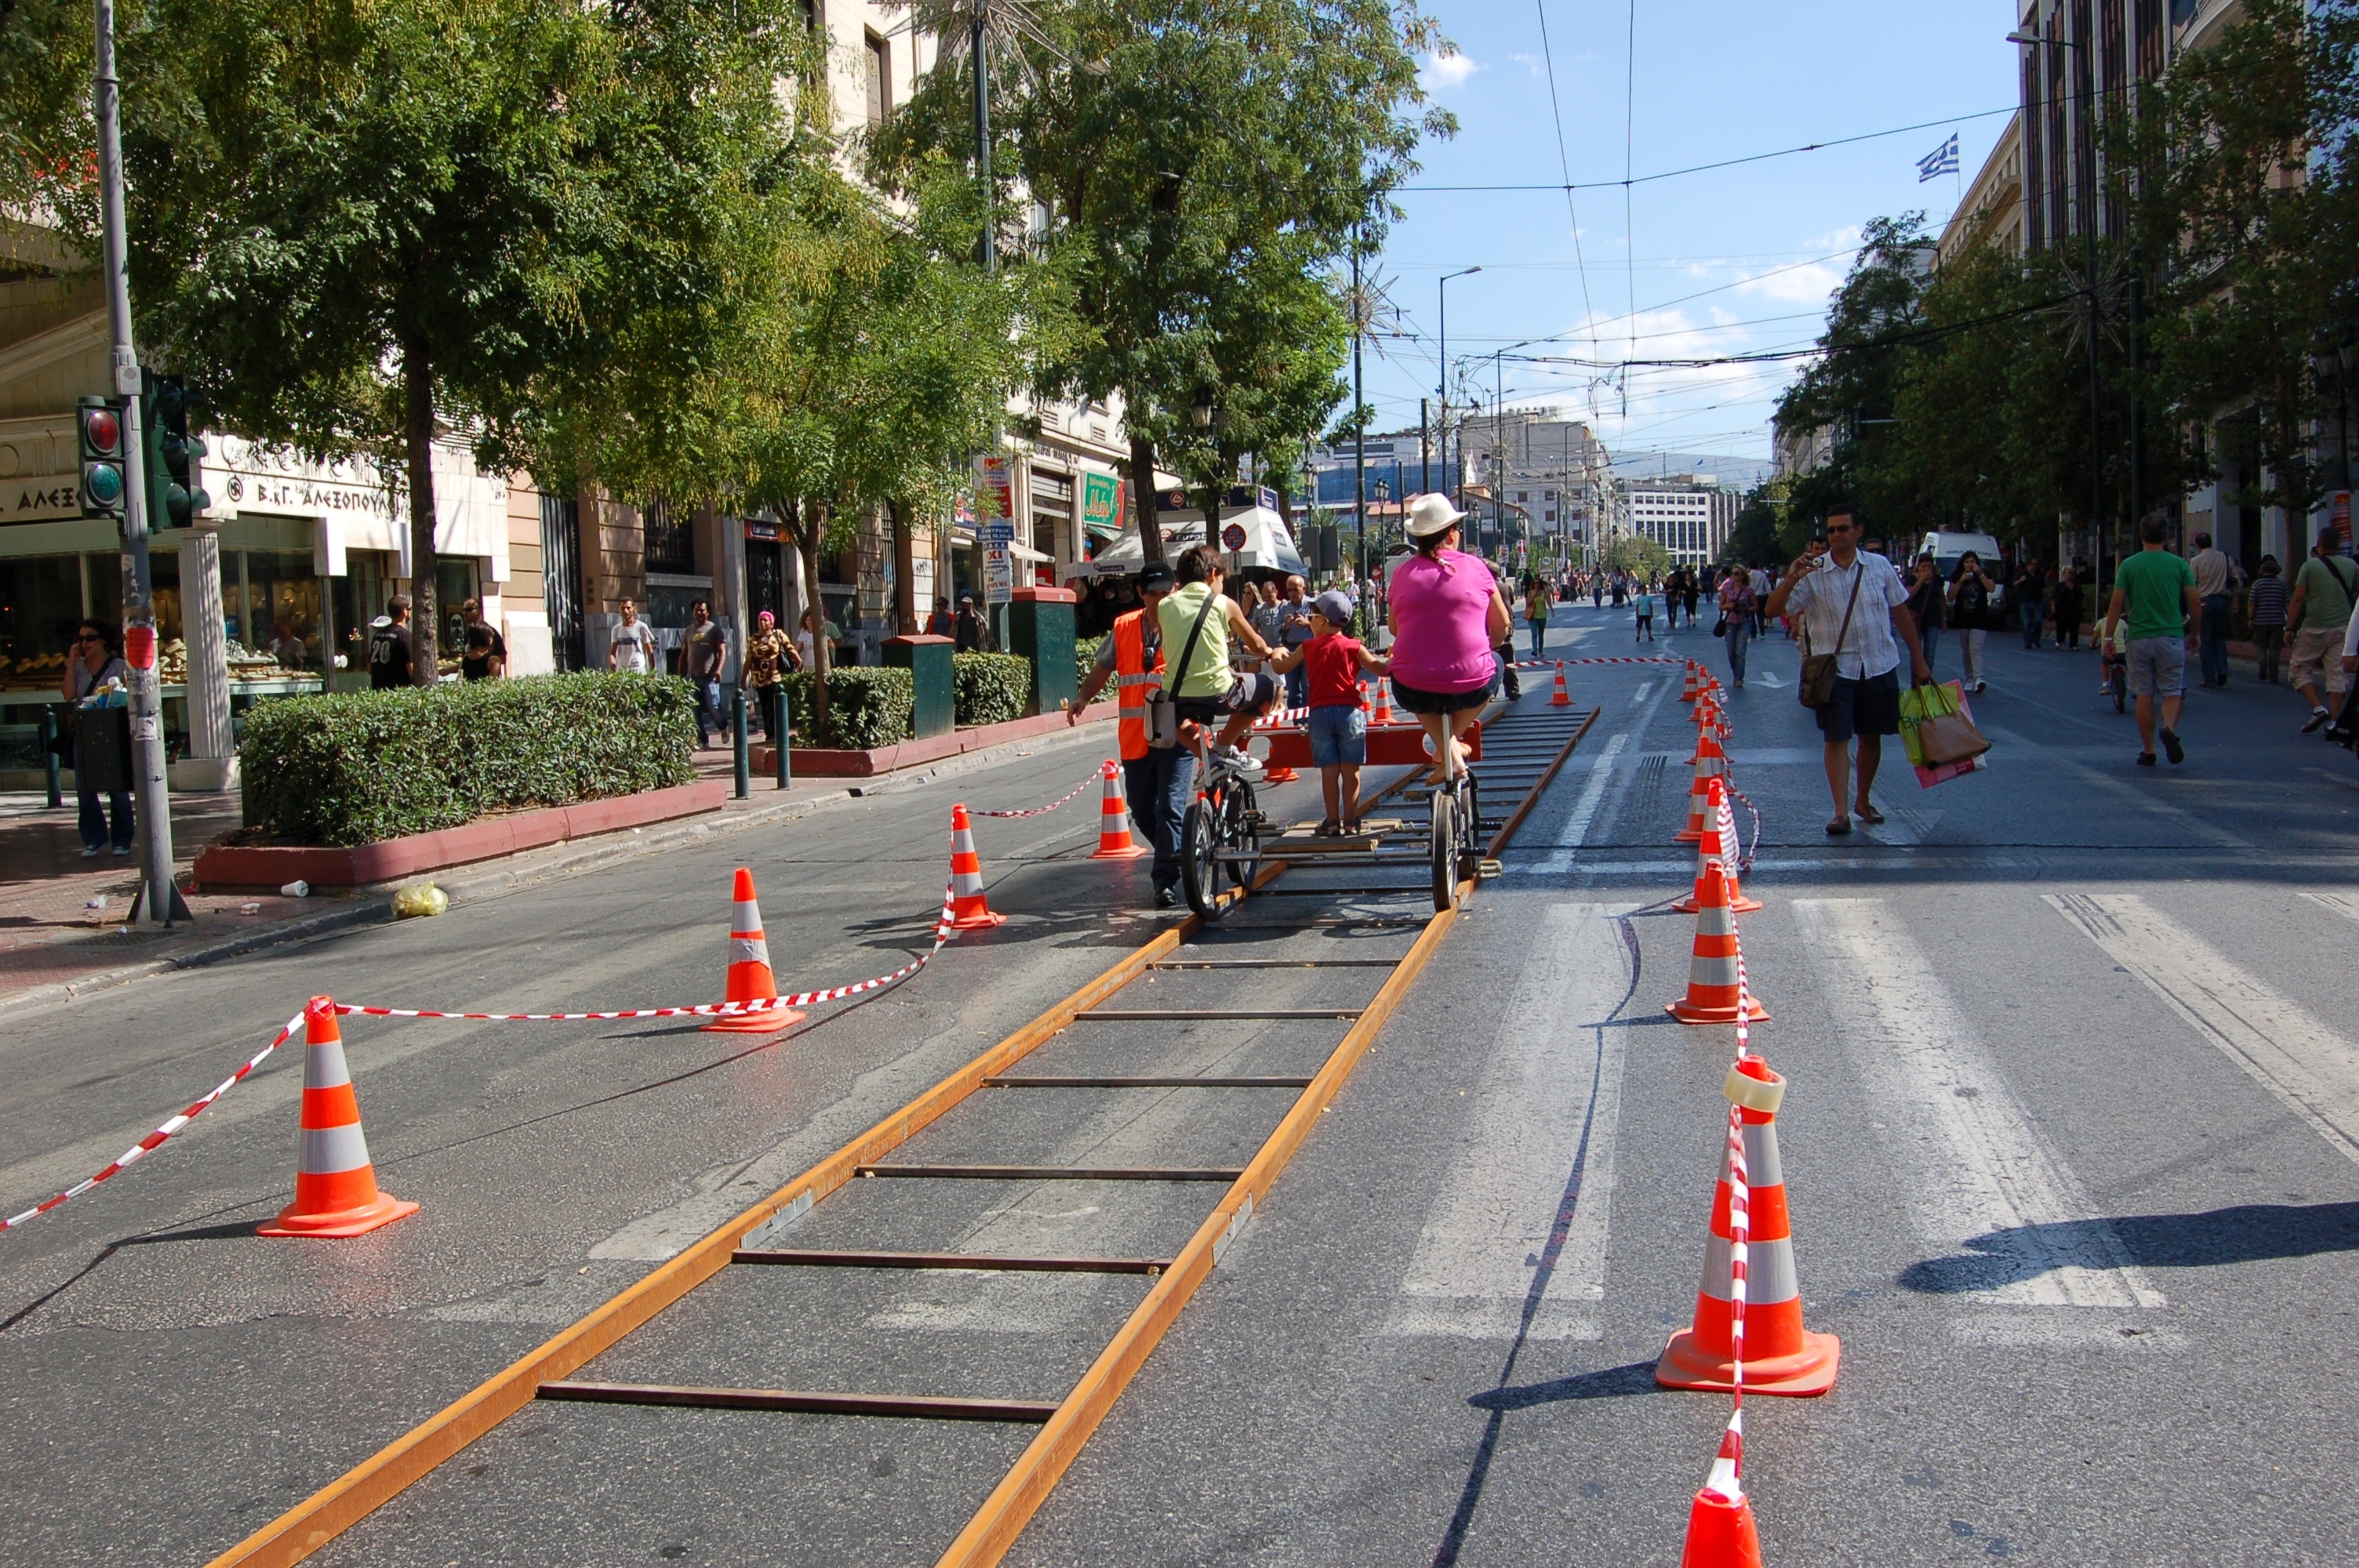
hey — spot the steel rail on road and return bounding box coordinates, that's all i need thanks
[207,696,1599,1568]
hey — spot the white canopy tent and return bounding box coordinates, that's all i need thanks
[1077,504,1308,579]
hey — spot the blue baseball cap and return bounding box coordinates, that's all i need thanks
[1313,589,1355,626]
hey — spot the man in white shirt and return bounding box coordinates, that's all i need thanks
[1763,503,1932,835]
[1749,564,1774,636]
[2188,531,2234,688]
[608,598,658,674]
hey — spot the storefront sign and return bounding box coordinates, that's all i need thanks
[4,472,82,524]
[982,519,1015,604]
[1081,470,1120,528]
[976,456,1013,521]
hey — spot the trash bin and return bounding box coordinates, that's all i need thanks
[1006,587,1078,718]
[884,633,956,739]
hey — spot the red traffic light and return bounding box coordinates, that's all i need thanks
[82,405,122,456]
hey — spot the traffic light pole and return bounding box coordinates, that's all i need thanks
[94,0,184,925]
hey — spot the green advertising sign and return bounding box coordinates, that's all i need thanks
[1081,470,1120,528]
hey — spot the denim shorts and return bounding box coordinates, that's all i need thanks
[2128,635,2187,698]
[1307,705,1367,767]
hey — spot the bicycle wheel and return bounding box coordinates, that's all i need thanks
[1181,797,1224,921]
[1456,775,1485,883]
[2111,666,2127,713]
[1219,783,1259,897]
[1429,787,1457,913]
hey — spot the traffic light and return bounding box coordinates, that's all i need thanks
[142,371,209,529]
[77,395,126,517]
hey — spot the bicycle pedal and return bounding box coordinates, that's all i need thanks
[1476,859,1503,879]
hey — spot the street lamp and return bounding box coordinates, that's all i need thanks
[1438,266,1481,507]
[2009,24,2106,581]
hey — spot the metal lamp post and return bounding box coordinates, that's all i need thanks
[1437,267,1480,510]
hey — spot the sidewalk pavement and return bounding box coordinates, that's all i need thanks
[0,720,1118,1016]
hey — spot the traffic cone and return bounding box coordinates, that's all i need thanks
[1091,760,1151,859]
[1677,781,1761,914]
[1550,662,1572,706]
[1658,1054,1837,1396]
[703,868,805,1033]
[1672,730,1725,843]
[1665,864,1769,1025]
[259,996,419,1238]
[948,804,1006,928]
[1371,676,1396,725]
[1680,1461,1765,1568]
[1680,662,1699,702]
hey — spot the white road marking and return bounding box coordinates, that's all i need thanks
[1747,670,1787,689]
[1386,902,1631,1341]
[1792,898,2165,1312]
[1524,734,1629,875]
[2052,893,2359,1167]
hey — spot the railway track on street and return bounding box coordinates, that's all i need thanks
[212,692,1601,1568]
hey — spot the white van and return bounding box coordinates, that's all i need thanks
[1917,530,2005,584]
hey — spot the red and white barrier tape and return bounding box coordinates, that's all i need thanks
[347,880,961,1022]
[1709,840,1757,1503]
[1,1008,308,1233]
[968,773,1099,818]
[1718,788,1761,877]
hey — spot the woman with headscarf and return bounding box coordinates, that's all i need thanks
[743,609,798,740]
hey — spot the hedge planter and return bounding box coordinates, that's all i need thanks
[195,780,729,891]
[755,700,1118,778]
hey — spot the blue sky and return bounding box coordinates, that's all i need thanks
[1363,1,2022,466]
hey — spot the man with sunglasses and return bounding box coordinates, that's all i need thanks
[1764,503,1932,835]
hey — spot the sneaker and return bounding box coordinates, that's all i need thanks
[2304,707,2332,733]
[2136,752,2157,767]
[2160,727,2184,764]
[79,845,102,858]
[1218,745,1264,781]
[1154,887,1179,909]
[111,845,132,856]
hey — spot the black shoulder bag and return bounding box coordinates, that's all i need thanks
[1798,563,1865,710]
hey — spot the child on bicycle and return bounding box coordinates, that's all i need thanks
[1283,589,1391,836]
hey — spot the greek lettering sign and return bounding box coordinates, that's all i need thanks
[5,472,82,524]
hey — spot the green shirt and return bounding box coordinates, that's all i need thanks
[2115,547,2195,642]
[2295,555,2358,632]
[1157,582,1234,699]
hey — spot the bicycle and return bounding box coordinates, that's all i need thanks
[2100,644,2128,713]
[1423,742,1483,913]
[1180,746,1266,921]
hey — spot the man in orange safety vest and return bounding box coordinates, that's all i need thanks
[1071,560,1193,908]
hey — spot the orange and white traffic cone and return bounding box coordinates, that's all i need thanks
[1658,1054,1837,1396]
[1091,760,1151,859]
[1371,676,1396,726]
[1666,865,1769,1025]
[1672,730,1725,843]
[948,804,1006,928]
[1678,1430,1766,1568]
[1677,780,1761,915]
[1550,662,1572,706]
[258,996,419,1238]
[1680,662,1699,702]
[703,868,805,1033]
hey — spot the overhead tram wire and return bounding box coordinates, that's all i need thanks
[1492,290,2081,371]
[1532,0,1597,361]
[1622,0,1637,428]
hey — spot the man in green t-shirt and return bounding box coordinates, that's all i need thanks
[2285,526,2358,731]
[2103,514,2202,766]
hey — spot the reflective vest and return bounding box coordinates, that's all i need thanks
[1112,608,1165,761]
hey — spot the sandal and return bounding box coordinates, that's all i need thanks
[1314,819,1342,837]
[1854,803,1885,826]
[1826,816,1852,836]
[1342,820,1365,837]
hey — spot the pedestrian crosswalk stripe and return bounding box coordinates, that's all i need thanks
[2051,892,2359,1168]
[1385,902,1630,1341]
[1794,898,2165,1312]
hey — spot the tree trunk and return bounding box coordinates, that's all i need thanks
[1129,429,1163,565]
[798,499,831,735]
[405,343,438,687]
[891,499,918,633]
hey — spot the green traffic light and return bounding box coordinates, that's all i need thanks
[83,460,124,508]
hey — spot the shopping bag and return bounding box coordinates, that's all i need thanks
[1899,680,1989,768]
[1913,751,1987,789]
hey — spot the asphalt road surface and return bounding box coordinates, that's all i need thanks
[4,608,2356,1566]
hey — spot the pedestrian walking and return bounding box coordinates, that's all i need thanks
[1684,574,1701,629]
[2103,513,2202,765]
[953,595,990,652]
[682,600,729,747]
[1948,554,1997,692]
[60,618,133,858]
[1762,503,1931,835]
[1072,561,1193,908]
[925,599,955,637]
[2287,528,2356,732]
[743,609,796,740]
[368,593,415,690]
[1717,564,1757,688]
[2012,558,2048,649]
[1526,576,1552,659]
[1905,554,1946,673]
[2190,532,2236,686]
[2248,557,2288,683]
[1591,575,1605,609]
[1750,563,1773,635]
[1634,586,1655,641]
[607,598,658,674]
[2051,566,2086,652]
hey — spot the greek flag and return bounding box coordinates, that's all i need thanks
[1917,132,1961,183]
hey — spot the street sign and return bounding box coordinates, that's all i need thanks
[1221,522,1247,551]
[982,518,1016,604]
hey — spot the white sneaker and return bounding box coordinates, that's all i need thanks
[1218,745,1265,780]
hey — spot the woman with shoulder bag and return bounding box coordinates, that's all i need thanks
[1906,554,1946,676]
[60,619,134,858]
[1948,553,1998,693]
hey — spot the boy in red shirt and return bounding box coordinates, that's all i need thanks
[1280,590,1392,834]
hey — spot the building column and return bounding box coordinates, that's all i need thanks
[180,530,237,791]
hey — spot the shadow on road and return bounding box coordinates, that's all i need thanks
[1899,1201,2359,1294]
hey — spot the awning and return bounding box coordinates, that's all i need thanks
[1087,505,1306,577]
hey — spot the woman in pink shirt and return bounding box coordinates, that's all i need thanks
[1388,495,1511,782]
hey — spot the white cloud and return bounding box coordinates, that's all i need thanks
[1508,52,1545,79]
[1419,52,1479,92]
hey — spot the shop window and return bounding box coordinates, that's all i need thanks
[332,550,397,675]
[241,550,325,672]
[865,31,890,125]
[0,554,84,676]
[642,499,696,575]
[540,492,584,671]
[437,557,481,657]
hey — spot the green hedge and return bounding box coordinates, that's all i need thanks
[954,652,1031,728]
[777,666,914,749]
[238,673,697,846]
[1074,636,1104,695]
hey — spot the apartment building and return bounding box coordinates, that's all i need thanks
[1625,475,1739,568]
